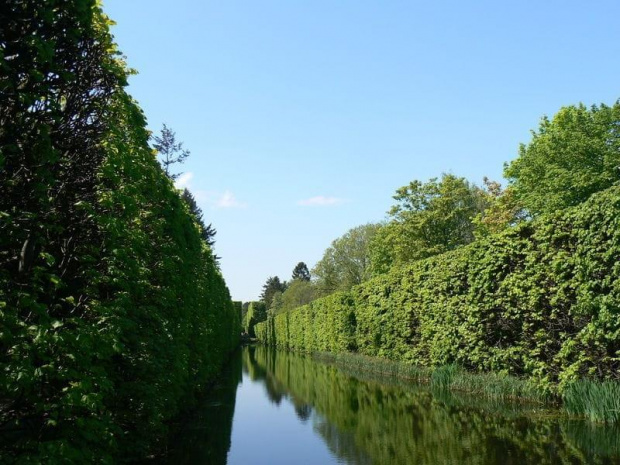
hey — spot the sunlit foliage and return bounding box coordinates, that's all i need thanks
[0,2,239,462]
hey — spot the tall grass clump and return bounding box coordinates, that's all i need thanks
[450,371,547,403]
[430,365,458,391]
[563,380,620,423]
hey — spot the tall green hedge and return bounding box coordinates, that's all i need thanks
[256,185,620,392]
[0,2,239,462]
[244,301,267,337]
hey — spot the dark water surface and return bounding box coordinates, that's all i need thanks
[164,346,620,465]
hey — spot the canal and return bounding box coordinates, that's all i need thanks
[162,346,620,464]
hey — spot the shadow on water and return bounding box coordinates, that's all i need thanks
[157,350,242,465]
[164,346,620,464]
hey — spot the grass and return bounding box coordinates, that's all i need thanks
[430,364,458,391]
[563,379,620,423]
[449,369,547,403]
[313,352,546,404]
[313,351,620,422]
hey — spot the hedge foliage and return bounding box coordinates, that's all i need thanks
[0,2,239,462]
[244,301,267,337]
[256,185,620,392]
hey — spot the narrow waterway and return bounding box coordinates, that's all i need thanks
[163,346,620,464]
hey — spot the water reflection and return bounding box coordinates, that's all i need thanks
[160,351,242,464]
[165,346,620,464]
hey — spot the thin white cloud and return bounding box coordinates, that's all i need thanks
[215,190,247,209]
[193,190,209,202]
[174,171,193,189]
[298,196,347,207]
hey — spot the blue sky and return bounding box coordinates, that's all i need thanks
[104,0,620,302]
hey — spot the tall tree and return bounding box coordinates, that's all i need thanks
[0,2,123,458]
[369,174,488,275]
[504,101,620,216]
[152,123,190,180]
[280,280,316,312]
[472,177,525,238]
[292,262,311,281]
[269,291,284,314]
[181,188,218,252]
[260,276,288,309]
[313,223,381,294]
[0,3,240,461]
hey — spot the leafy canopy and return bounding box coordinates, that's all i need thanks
[369,174,488,275]
[260,276,288,309]
[504,101,620,215]
[313,223,381,294]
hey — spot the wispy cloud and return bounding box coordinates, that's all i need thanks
[215,190,247,209]
[297,196,347,207]
[174,171,194,189]
[174,174,245,209]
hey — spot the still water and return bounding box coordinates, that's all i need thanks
[164,346,620,465]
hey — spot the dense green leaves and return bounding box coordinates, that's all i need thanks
[313,223,380,293]
[0,2,239,462]
[505,102,620,215]
[369,174,488,275]
[244,302,267,337]
[257,186,620,395]
[260,276,287,309]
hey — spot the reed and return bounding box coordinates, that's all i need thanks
[563,379,620,423]
[313,352,547,404]
[449,370,547,403]
[430,364,458,390]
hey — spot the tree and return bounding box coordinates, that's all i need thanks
[280,280,316,313]
[152,123,190,180]
[369,174,488,275]
[260,276,288,309]
[504,101,620,216]
[0,2,240,461]
[292,262,311,281]
[313,223,381,294]
[472,177,525,238]
[181,188,218,251]
[269,291,284,314]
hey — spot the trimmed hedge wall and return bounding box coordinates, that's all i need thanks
[244,301,267,337]
[256,186,620,391]
[0,3,240,461]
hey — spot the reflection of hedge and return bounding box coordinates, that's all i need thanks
[257,186,620,391]
[249,346,620,464]
[164,350,242,464]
